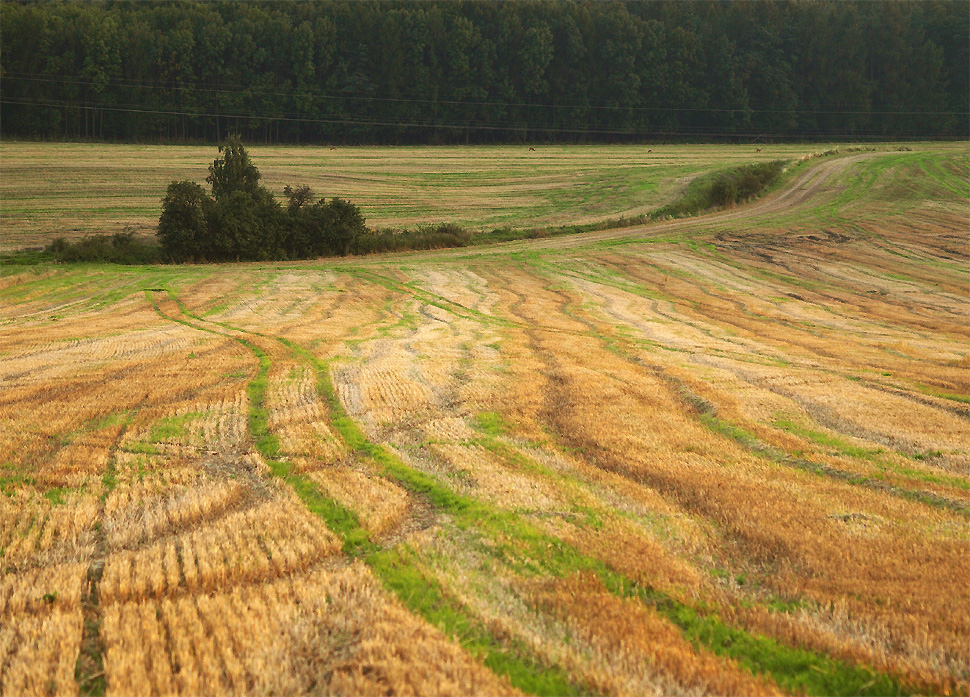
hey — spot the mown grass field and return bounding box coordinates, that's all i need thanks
[1,143,968,697]
[2,141,855,251]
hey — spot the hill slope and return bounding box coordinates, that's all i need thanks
[1,145,967,696]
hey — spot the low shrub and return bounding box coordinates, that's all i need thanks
[45,231,163,264]
[653,160,787,219]
[353,222,473,255]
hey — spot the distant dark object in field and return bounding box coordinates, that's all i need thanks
[756,148,762,152]
[648,149,652,153]
[529,147,536,152]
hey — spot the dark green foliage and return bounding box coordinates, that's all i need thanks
[157,136,366,261]
[0,1,964,143]
[708,161,786,207]
[206,188,285,261]
[285,190,367,258]
[44,231,162,264]
[283,184,315,213]
[321,197,367,256]
[207,137,262,200]
[353,223,473,255]
[198,135,287,261]
[157,181,209,260]
[654,161,786,219]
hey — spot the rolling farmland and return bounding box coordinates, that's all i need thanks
[2,142,840,251]
[1,144,968,696]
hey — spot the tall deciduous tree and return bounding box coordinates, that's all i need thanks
[207,135,262,200]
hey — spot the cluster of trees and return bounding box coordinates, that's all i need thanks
[158,136,365,261]
[2,1,966,143]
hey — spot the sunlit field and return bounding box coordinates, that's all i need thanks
[1,143,968,696]
[2,141,850,251]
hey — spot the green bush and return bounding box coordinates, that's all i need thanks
[206,136,262,200]
[206,188,285,261]
[45,231,162,264]
[157,181,209,260]
[654,160,787,219]
[285,192,368,258]
[157,135,366,262]
[324,198,368,256]
[353,222,472,255]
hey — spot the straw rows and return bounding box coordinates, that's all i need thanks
[1,148,967,694]
[491,262,967,674]
[0,606,84,697]
[532,574,782,697]
[307,467,409,536]
[413,525,766,697]
[0,562,87,696]
[0,494,100,570]
[304,177,966,690]
[99,493,341,603]
[103,479,245,549]
[266,363,344,463]
[120,394,250,458]
[100,563,520,697]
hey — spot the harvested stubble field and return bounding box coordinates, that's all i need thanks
[1,142,968,697]
[2,141,834,250]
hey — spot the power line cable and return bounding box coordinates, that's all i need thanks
[3,72,967,117]
[3,97,956,140]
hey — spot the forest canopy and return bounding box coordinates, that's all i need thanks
[1,0,966,144]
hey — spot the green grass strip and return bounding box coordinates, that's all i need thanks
[239,338,591,693]
[774,419,970,492]
[177,319,589,694]
[369,546,590,697]
[594,568,907,696]
[654,595,903,697]
[234,336,380,558]
[701,413,969,517]
[285,471,377,557]
[345,269,515,328]
[288,338,922,697]
[914,383,970,405]
[275,338,603,693]
[154,295,924,697]
[146,288,380,558]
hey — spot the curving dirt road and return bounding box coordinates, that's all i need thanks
[434,152,883,257]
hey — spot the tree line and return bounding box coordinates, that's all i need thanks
[2,1,966,144]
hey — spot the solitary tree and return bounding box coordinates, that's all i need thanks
[206,134,261,200]
[203,133,284,260]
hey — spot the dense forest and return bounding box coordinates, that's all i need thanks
[1,0,967,144]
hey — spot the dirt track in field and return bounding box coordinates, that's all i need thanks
[447,153,878,256]
[1,147,967,697]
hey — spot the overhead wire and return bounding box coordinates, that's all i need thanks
[2,72,967,117]
[1,96,959,140]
